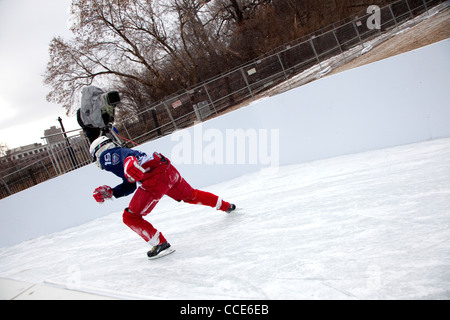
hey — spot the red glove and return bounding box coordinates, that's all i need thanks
[124,156,146,183]
[93,185,113,203]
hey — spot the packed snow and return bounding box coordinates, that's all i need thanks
[0,138,449,299]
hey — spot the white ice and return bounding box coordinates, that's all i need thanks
[1,138,449,299]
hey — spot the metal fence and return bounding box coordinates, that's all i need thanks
[0,130,91,199]
[115,0,445,145]
[0,0,445,200]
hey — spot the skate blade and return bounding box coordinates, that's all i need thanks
[227,207,242,214]
[148,247,176,260]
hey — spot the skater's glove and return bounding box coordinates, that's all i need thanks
[124,156,146,183]
[93,185,113,203]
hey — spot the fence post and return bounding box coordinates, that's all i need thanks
[147,108,162,137]
[41,161,51,178]
[203,84,217,115]
[47,144,62,176]
[332,29,344,54]
[405,0,415,22]
[422,0,429,16]
[388,4,400,31]
[276,52,292,89]
[239,67,254,99]
[308,38,323,71]
[163,102,179,130]
[352,20,365,49]
[122,123,133,143]
[2,178,12,196]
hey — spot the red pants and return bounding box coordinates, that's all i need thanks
[122,164,230,246]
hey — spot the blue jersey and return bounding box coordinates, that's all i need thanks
[99,147,149,198]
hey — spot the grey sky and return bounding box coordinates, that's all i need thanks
[0,0,79,149]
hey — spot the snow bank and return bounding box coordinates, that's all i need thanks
[1,39,449,248]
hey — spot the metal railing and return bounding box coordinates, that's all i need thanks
[0,130,91,199]
[115,0,445,145]
[0,0,445,200]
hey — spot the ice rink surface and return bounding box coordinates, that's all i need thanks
[1,138,449,299]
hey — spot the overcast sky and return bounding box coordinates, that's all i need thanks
[0,0,80,150]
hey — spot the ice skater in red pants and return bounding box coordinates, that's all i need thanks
[90,136,236,259]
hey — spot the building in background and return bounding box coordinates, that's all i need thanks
[43,126,65,146]
[0,143,49,166]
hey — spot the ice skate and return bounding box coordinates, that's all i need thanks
[226,203,237,213]
[147,241,175,260]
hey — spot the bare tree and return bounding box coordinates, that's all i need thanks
[45,0,186,115]
[44,0,391,117]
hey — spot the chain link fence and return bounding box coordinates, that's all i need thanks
[0,0,445,199]
[116,0,445,145]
